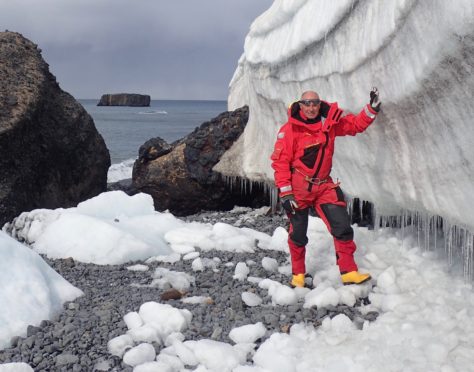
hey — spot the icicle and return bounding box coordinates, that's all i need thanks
[230,180,474,281]
[347,198,353,221]
[368,202,474,282]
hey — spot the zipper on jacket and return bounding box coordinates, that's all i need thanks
[307,132,329,192]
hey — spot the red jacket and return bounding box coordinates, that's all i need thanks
[271,101,378,195]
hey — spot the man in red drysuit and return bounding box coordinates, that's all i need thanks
[271,88,381,287]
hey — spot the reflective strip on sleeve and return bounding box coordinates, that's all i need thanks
[280,185,292,193]
[364,105,376,119]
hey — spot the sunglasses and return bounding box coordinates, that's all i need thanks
[299,99,321,106]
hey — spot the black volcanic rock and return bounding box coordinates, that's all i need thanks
[138,137,173,163]
[97,93,150,107]
[184,110,249,185]
[0,32,111,226]
[132,106,267,215]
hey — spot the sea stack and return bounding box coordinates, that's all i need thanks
[97,93,151,107]
[0,31,111,226]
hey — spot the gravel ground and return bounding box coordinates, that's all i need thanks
[0,208,378,371]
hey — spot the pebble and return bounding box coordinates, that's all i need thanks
[56,353,79,366]
[0,208,377,370]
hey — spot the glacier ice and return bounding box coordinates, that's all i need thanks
[216,0,474,278]
[218,1,474,227]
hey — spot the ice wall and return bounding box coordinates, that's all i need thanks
[217,0,474,231]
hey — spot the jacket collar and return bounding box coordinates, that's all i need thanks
[287,101,337,132]
[287,101,323,129]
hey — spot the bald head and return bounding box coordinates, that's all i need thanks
[301,91,320,100]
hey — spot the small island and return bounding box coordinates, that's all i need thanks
[97,93,151,107]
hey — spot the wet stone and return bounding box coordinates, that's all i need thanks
[211,326,223,340]
[364,311,379,321]
[26,325,41,337]
[9,336,20,348]
[56,353,79,366]
[22,336,35,349]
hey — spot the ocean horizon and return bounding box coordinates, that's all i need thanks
[80,99,227,166]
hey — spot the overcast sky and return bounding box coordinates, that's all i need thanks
[0,0,272,100]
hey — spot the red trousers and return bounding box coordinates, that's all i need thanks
[287,179,358,275]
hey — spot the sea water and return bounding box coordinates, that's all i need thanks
[79,99,227,164]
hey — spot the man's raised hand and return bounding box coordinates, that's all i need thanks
[370,87,381,112]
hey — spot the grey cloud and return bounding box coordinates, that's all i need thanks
[0,0,273,99]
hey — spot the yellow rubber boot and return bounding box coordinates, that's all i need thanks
[341,271,371,285]
[291,273,306,288]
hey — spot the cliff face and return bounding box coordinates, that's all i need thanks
[97,93,151,107]
[0,32,111,226]
[222,0,474,230]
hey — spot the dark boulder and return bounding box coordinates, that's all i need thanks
[132,106,267,215]
[97,93,150,107]
[138,137,173,163]
[184,111,249,185]
[0,32,110,226]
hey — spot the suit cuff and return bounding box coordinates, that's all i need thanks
[279,185,293,197]
[364,104,377,119]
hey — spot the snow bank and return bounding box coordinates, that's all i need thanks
[0,232,82,349]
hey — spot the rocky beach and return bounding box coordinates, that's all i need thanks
[0,208,377,371]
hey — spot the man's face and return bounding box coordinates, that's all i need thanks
[299,92,321,119]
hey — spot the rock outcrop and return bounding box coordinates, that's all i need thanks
[97,93,150,107]
[132,106,267,215]
[0,32,111,226]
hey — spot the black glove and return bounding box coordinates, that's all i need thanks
[370,87,381,112]
[281,194,299,214]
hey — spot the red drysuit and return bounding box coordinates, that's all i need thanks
[271,101,378,275]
